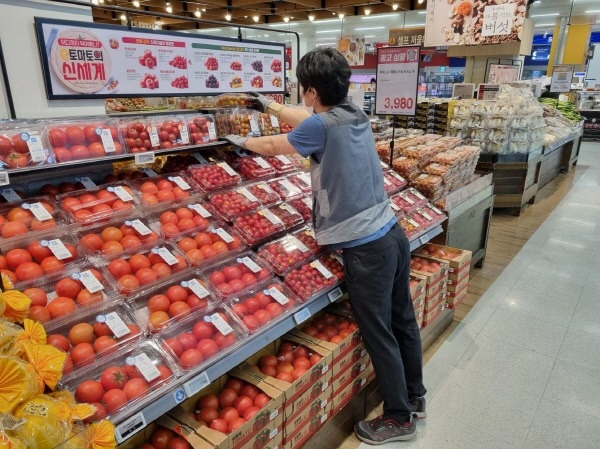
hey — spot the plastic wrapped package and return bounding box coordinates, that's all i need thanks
[267,176,303,201]
[370,118,390,134]
[449,116,469,129]
[202,252,272,299]
[44,119,123,163]
[266,202,304,229]
[289,196,312,222]
[235,156,276,180]
[510,116,531,129]
[0,122,54,168]
[131,174,199,208]
[217,109,261,137]
[263,155,296,174]
[215,94,255,108]
[452,101,475,117]
[287,172,312,193]
[57,182,139,225]
[257,113,281,136]
[376,140,392,159]
[283,253,344,301]
[487,115,510,128]
[409,205,445,229]
[188,163,242,192]
[390,188,428,213]
[173,224,245,266]
[382,170,407,195]
[508,140,530,154]
[232,207,286,246]
[423,163,454,181]
[257,226,321,275]
[215,110,233,138]
[128,270,216,333]
[119,116,190,152]
[467,127,487,141]
[490,102,515,116]
[246,181,281,207]
[187,114,218,144]
[279,121,294,134]
[488,128,509,142]
[398,216,421,239]
[152,199,218,239]
[0,196,68,241]
[468,115,486,128]
[209,187,262,221]
[229,280,298,333]
[392,157,420,180]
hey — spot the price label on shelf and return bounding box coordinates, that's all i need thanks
[293,308,311,325]
[168,176,191,190]
[99,128,117,153]
[0,171,9,186]
[133,353,161,382]
[375,46,420,115]
[155,247,178,266]
[179,124,190,144]
[279,203,297,214]
[183,278,210,299]
[184,371,210,397]
[208,123,217,140]
[310,260,333,279]
[75,177,96,188]
[26,202,52,221]
[135,152,155,165]
[270,115,280,128]
[419,235,430,245]
[0,188,21,202]
[189,203,212,218]
[103,312,131,339]
[43,239,72,260]
[127,219,152,236]
[148,126,160,147]
[401,193,415,205]
[390,202,400,211]
[258,208,283,225]
[115,412,146,443]
[266,287,289,305]
[76,270,105,293]
[194,153,209,164]
[288,235,308,253]
[414,190,426,200]
[276,154,290,164]
[110,186,134,202]
[328,287,343,303]
[22,132,46,162]
[239,256,261,273]
[140,168,157,177]
[218,162,237,176]
[237,187,258,203]
[214,228,234,244]
[210,313,234,335]
[255,157,270,169]
[390,171,405,182]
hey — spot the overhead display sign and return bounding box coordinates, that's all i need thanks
[375,46,420,116]
[337,36,366,66]
[487,64,520,84]
[389,28,425,47]
[34,18,285,99]
[424,0,525,47]
[550,65,574,93]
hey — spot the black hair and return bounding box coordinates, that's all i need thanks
[296,48,351,106]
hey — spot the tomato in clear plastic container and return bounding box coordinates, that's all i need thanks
[46,120,123,162]
[232,208,285,246]
[246,181,280,207]
[257,227,320,275]
[202,252,272,299]
[0,196,67,240]
[289,196,312,223]
[264,155,296,174]
[130,174,199,207]
[188,163,242,192]
[154,200,217,239]
[266,203,303,230]
[174,225,245,266]
[236,156,276,180]
[283,253,344,301]
[287,172,311,193]
[267,176,303,201]
[209,187,261,221]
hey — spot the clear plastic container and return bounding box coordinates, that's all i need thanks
[59,340,178,422]
[130,173,200,207]
[257,113,281,136]
[264,155,296,175]
[188,163,242,192]
[103,242,190,295]
[287,172,312,193]
[235,156,276,180]
[45,300,144,375]
[283,253,344,301]
[173,224,246,267]
[44,118,124,162]
[214,94,255,108]
[232,208,286,246]
[0,122,54,168]
[229,280,297,333]
[128,270,216,333]
[398,216,421,239]
[77,215,161,258]
[119,115,190,152]
[208,187,262,221]
[152,199,219,239]
[57,182,139,225]
[267,176,303,201]
[410,204,445,229]
[187,114,218,145]
[289,196,312,222]
[246,181,281,207]
[412,174,444,194]
[201,252,272,300]
[0,196,68,241]
[390,188,428,214]
[392,157,419,180]
[257,226,321,275]
[382,170,406,196]
[217,110,261,137]
[267,203,304,230]
[157,305,246,371]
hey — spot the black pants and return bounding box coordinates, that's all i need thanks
[343,223,426,424]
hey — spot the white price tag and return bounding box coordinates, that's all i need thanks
[237,187,259,203]
[168,176,191,190]
[135,152,155,165]
[414,190,426,200]
[99,128,117,153]
[127,219,152,236]
[132,353,161,382]
[402,193,415,205]
[270,115,280,128]
[103,312,131,339]
[408,218,419,227]
[303,197,312,208]
[156,247,178,266]
[275,155,290,164]
[420,210,433,221]
[390,172,405,182]
[23,132,46,162]
[279,203,297,214]
[148,126,160,147]
[184,371,210,396]
[44,239,72,260]
[75,177,96,188]
[115,412,146,443]
[111,186,134,202]
[248,115,259,134]
[328,287,343,303]
[179,124,190,144]
[390,202,400,211]
[280,179,301,196]
[214,228,234,243]
[27,202,52,221]
[208,123,217,140]
[185,278,210,299]
[255,157,270,169]
[298,173,311,185]
[258,208,283,225]
[288,235,309,253]
[239,256,261,273]
[76,270,105,293]
[430,205,443,214]
[194,154,208,164]
[293,308,311,324]
[419,235,429,245]
[383,177,392,186]
[218,162,237,176]
[267,287,289,305]
[0,188,21,202]
[269,429,279,440]
[0,172,9,186]
[310,260,333,279]
[210,313,234,335]
[304,228,315,238]
[190,203,212,218]
[140,168,157,177]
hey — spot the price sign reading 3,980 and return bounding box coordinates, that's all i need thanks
[375,46,420,116]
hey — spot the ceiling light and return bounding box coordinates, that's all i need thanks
[132,0,140,7]
[418,0,424,4]
[364,8,371,15]
[195,8,201,17]
[313,19,342,24]
[535,23,555,27]
[225,12,232,21]
[283,16,290,22]
[392,3,399,10]
[417,11,426,14]
[165,1,172,13]
[98,0,104,3]
[316,29,341,33]
[585,10,600,13]
[253,14,259,22]
[91,0,98,4]
[338,12,345,19]
[355,26,385,31]
[308,13,315,21]
[202,7,206,12]
[120,13,127,21]
[532,13,559,17]
[362,13,398,19]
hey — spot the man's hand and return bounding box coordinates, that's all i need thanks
[225,134,249,149]
[246,92,272,112]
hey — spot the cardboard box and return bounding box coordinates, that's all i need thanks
[331,371,371,415]
[410,275,425,300]
[412,289,425,310]
[332,357,371,394]
[283,374,330,420]
[446,285,468,308]
[414,301,425,329]
[423,303,445,327]
[425,278,446,302]
[283,389,331,444]
[155,415,214,449]
[446,272,469,293]
[417,244,472,271]
[449,264,470,281]
[425,286,447,312]
[332,343,368,380]
[283,402,332,449]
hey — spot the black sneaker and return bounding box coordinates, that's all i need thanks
[354,416,416,445]
[409,396,427,419]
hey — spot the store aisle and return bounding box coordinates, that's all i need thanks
[357,142,600,449]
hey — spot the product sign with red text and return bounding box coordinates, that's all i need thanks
[375,46,420,116]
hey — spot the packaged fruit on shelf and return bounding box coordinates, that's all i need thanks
[410,255,446,274]
[22,264,116,324]
[158,305,246,370]
[301,313,358,345]
[119,116,191,152]
[391,156,419,180]
[398,216,421,239]
[102,168,149,184]
[267,202,304,230]
[264,155,296,174]
[202,252,272,299]
[232,208,285,246]
[215,94,255,108]
[60,340,178,422]
[0,196,68,240]
[289,196,312,222]
[389,188,428,214]
[57,182,139,224]
[235,155,276,180]
[256,339,324,382]
[130,173,199,207]
[45,300,143,376]
[174,225,246,267]
[77,215,161,258]
[257,226,320,276]
[382,170,407,196]
[283,253,344,302]
[287,172,312,193]
[187,114,218,144]
[188,162,242,192]
[44,119,124,163]
[0,122,53,168]
[1,231,80,284]
[266,176,303,201]
[245,181,281,207]
[104,242,190,295]
[128,270,216,333]
[229,280,297,333]
[208,187,262,221]
[257,113,280,136]
[409,204,446,230]
[154,200,217,238]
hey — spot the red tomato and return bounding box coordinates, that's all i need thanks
[168,437,191,449]
[259,354,278,368]
[163,337,183,358]
[219,406,239,423]
[47,334,70,352]
[23,288,47,307]
[150,365,173,387]
[219,388,238,408]
[176,332,197,351]
[123,377,149,400]
[209,419,228,433]
[228,417,247,433]
[243,406,260,420]
[196,407,219,425]
[192,321,214,341]
[179,348,203,368]
[93,336,118,354]
[225,378,244,394]
[253,393,270,409]
[70,342,96,366]
[233,396,253,415]
[148,294,171,313]
[196,339,219,358]
[108,259,131,279]
[151,428,176,449]
[65,126,86,145]
[197,394,219,410]
[55,278,82,299]
[27,241,52,263]
[102,389,127,413]
[75,380,105,403]
[240,385,260,401]
[100,366,129,391]
[165,285,188,303]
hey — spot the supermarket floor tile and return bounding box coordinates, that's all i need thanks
[421,356,454,400]
[569,295,600,337]
[557,328,600,372]
[500,286,579,327]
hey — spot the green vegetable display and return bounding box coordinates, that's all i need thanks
[539,98,583,122]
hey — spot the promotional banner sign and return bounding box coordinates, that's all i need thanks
[375,46,420,116]
[35,18,285,99]
[337,36,366,66]
[487,64,520,84]
[389,28,425,47]
[550,65,575,93]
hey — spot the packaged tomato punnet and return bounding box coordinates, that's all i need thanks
[267,176,303,201]
[119,115,191,153]
[382,170,407,196]
[267,202,304,230]
[232,207,286,246]
[289,195,312,223]
[130,173,200,207]
[389,188,428,214]
[0,122,54,168]
[173,224,246,267]
[234,155,276,180]
[284,253,344,301]
[245,181,281,207]
[188,162,242,192]
[257,226,321,276]
[152,199,218,239]
[187,114,218,144]
[0,195,68,240]
[264,155,296,174]
[287,172,312,194]
[208,186,262,221]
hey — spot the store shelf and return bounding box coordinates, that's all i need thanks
[409,225,444,252]
[107,109,193,117]
[113,284,346,443]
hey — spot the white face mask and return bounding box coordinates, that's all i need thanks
[302,89,315,109]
